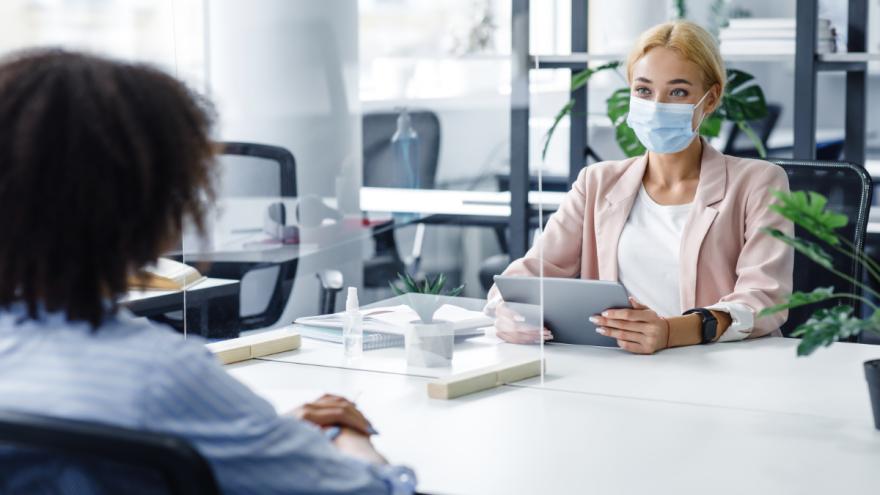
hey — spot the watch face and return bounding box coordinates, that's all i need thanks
[705,319,717,343]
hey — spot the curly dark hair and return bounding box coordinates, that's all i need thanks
[0,49,217,327]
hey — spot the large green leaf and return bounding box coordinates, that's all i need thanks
[758,287,836,317]
[570,61,621,92]
[762,228,834,269]
[725,68,755,92]
[768,190,848,246]
[792,306,880,356]
[712,69,769,157]
[542,99,575,160]
[698,114,723,138]
[716,69,768,122]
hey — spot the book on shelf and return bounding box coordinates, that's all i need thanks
[719,29,834,41]
[719,17,837,55]
[721,40,836,55]
[129,258,206,291]
[726,18,830,30]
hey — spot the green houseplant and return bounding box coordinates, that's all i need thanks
[543,63,770,161]
[760,190,880,428]
[390,273,465,367]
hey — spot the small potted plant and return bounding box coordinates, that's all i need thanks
[390,273,465,367]
[761,190,880,429]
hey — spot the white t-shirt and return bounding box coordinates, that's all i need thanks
[617,185,754,341]
[617,185,692,317]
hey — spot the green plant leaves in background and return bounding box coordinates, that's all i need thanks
[542,100,576,161]
[698,114,723,138]
[717,69,768,121]
[542,61,621,161]
[768,190,848,246]
[758,287,836,317]
[389,272,464,297]
[792,306,880,356]
[570,61,621,93]
[762,227,834,269]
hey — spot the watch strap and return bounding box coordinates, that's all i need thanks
[683,308,717,344]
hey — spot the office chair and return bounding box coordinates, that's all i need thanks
[362,110,441,289]
[774,160,873,339]
[723,103,782,158]
[0,410,219,495]
[193,142,301,332]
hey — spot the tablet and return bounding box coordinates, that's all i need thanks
[493,275,631,346]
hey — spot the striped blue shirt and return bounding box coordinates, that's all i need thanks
[0,303,416,494]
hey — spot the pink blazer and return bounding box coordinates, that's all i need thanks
[496,139,794,337]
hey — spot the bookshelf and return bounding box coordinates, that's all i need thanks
[795,0,870,163]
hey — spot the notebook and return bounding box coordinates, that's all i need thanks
[294,326,405,350]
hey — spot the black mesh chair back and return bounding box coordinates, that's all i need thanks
[362,111,441,288]
[363,110,441,190]
[210,142,299,330]
[0,411,219,495]
[773,160,873,336]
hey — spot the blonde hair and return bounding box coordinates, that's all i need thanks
[626,21,726,94]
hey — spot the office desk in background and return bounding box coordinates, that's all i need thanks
[361,186,880,234]
[122,277,240,338]
[360,187,564,228]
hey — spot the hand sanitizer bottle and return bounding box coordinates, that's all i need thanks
[343,287,363,358]
[391,107,420,189]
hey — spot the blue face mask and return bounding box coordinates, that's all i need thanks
[626,91,710,154]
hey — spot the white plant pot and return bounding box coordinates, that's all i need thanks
[405,320,454,368]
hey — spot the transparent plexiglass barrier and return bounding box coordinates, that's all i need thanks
[170,0,545,392]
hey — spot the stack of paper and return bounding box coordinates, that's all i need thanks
[720,18,836,55]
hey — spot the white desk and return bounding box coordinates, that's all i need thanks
[360,187,566,217]
[228,357,880,495]
[260,333,879,425]
[866,160,880,181]
[360,186,880,235]
[870,206,879,235]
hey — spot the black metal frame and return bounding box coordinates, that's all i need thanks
[0,410,219,495]
[569,0,588,184]
[210,141,299,330]
[794,0,868,164]
[510,0,530,259]
[221,141,297,197]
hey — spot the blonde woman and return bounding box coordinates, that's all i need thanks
[488,21,794,354]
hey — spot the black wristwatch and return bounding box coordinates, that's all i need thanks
[683,308,717,344]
